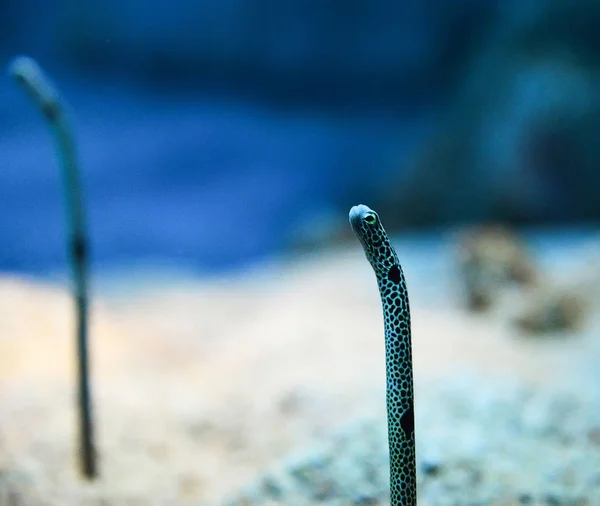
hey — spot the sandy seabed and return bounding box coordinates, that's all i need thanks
[1,241,599,505]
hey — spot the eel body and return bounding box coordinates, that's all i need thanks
[349,204,416,505]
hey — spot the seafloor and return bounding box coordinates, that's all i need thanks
[1,230,599,505]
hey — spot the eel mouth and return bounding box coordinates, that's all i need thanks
[349,204,373,239]
[348,204,373,228]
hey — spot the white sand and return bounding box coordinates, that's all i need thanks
[0,243,598,505]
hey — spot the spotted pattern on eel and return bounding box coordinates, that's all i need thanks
[349,204,416,506]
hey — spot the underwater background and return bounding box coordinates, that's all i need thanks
[3,0,600,276]
[2,2,600,505]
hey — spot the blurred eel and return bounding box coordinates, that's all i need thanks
[8,56,97,479]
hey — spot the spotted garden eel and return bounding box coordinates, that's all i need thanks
[349,204,416,505]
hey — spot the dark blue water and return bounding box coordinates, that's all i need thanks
[0,76,433,276]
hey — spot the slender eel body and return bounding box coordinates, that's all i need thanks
[9,56,97,479]
[349,204,416,505]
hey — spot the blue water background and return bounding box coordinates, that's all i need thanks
[0,72,434,276]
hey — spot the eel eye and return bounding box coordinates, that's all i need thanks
[364,213,377,225]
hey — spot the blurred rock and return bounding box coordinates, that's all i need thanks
[453,223,593,334]
[455,225,538,312]
[515,285,589,335]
